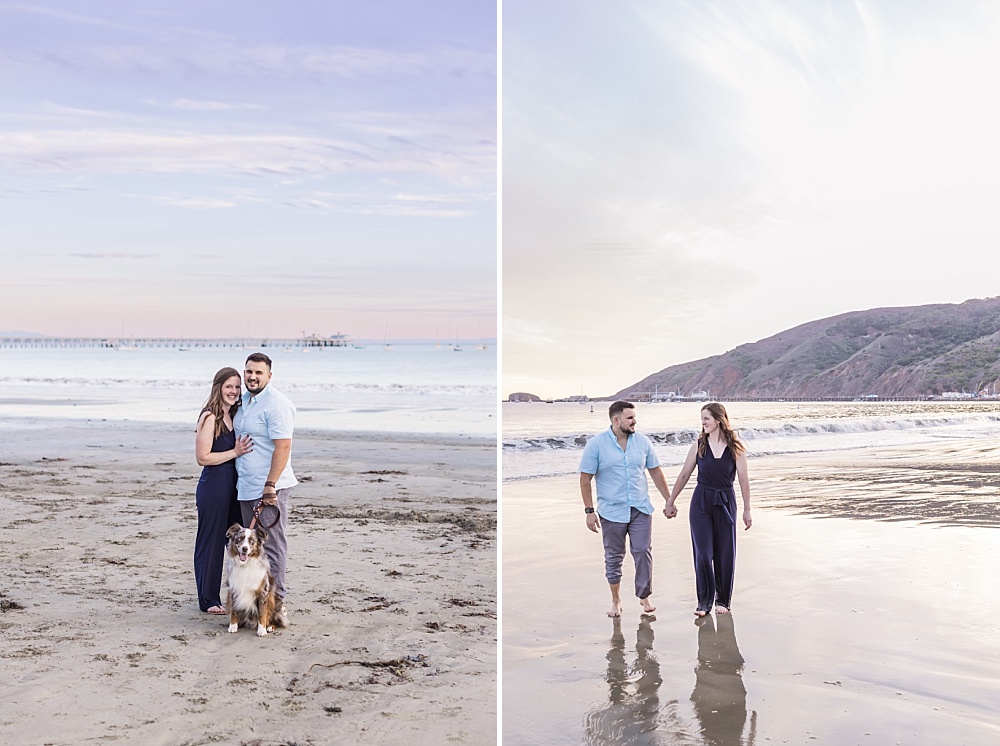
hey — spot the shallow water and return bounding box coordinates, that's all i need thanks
[502,445,1000,745]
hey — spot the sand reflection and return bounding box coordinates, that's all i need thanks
[692,614,756,746]
[584,615,662,744]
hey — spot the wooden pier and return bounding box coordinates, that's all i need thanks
[0,334,352,349]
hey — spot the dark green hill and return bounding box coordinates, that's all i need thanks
[615,297,1000,399]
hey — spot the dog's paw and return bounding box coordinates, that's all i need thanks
[228,623,238,633]
[256,624,268,637]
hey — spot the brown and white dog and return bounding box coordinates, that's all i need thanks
[223,524,287,637]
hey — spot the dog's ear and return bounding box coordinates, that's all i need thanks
[255,526,268,543]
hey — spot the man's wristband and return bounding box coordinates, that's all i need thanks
[584,507,595,515]
[265,481,276,488]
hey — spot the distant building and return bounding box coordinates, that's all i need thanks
[302,333,351,347]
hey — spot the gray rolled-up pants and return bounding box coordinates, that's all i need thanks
[240,487,291,601]
[601,507,653,599]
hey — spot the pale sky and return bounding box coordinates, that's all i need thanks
[0,1,496,341]
[503,0,1000,399]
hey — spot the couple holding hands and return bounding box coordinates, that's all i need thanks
[580,400,751,618]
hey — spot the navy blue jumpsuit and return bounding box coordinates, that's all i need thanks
[689,444,738,613]
[193,425,242,611]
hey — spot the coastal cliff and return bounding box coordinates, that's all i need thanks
[615,297,1000,399]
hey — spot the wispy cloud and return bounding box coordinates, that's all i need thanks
[0,128,495,183]
[70,252,157,259]
[161,99,270,112]
[0,3,147,33]
[3,40,494,84]
[143,195,238,209]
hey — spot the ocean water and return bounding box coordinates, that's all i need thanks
[502,399,1000,480]
[0,345,496,436]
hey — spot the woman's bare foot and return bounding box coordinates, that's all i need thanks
[639,597,656,613]
[694,608,709,617]
[715,605,730,614]
[206,605,226,615]
[607,601,623,618]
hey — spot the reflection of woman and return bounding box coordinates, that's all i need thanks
[664,402,751,616]
[692,613,749,746]
[194,367,252,614]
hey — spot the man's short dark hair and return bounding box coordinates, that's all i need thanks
[608,400,635,420]
[246,352,273,369]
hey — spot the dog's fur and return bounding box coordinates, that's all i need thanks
[223,524,287,637]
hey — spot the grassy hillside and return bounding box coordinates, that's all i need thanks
[615,298,1000,399]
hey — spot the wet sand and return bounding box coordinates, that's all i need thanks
[503,439,1000,745]
[0,419,496,745]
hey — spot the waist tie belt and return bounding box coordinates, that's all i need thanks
[695,485,736,526]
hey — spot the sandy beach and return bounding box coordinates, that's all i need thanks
[503,439,1000,745]
[0,419,496,745]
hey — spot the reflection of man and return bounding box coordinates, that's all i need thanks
[580,401,671,617]
[692,613,750,746]
[583,616,662,745]
[234,352,297,608]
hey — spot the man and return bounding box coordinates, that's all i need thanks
[580,400,672,618]
[234,352,297,609]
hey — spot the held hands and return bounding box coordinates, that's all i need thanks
[663,502,678,519]
[235,434,254,457]
[586,512,600,533]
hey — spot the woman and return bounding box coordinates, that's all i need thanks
[664,403,751,616]
[194,367,252,614]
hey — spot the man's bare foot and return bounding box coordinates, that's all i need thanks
[715,605,730,614]
[639,597,656,613]
[607,601,623,618]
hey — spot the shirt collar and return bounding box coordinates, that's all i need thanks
[607,425,632,443]
[244,384,273,406]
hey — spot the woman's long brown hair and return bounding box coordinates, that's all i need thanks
[200,367,241,440]
[696,402,746,458]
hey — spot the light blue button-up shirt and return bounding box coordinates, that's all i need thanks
[579,427,660,523]
[234,384,297,501]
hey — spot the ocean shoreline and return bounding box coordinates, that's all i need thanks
[0,412,496,447]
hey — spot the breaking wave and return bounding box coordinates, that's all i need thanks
[503,413,1000,451]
